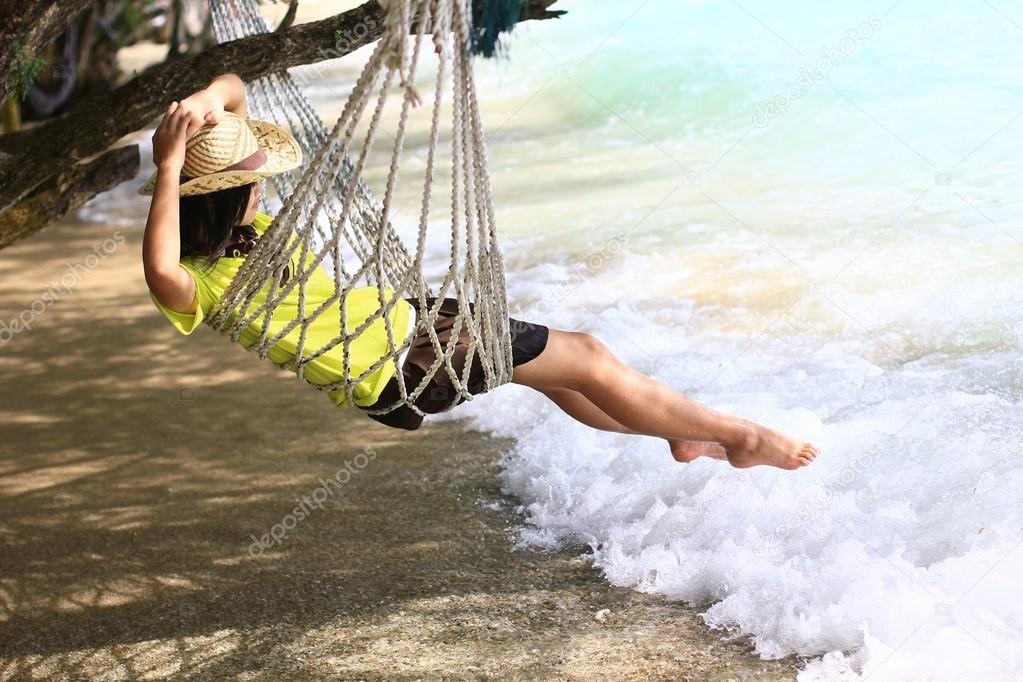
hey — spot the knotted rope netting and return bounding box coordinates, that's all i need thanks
[206,0,514,415]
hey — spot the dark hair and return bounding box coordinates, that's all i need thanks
[178,182,255,267]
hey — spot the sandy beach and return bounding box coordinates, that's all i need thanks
[0,213,808,680]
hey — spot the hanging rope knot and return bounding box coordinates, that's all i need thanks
[382,40,405,74]
[379,0,407,68]
[382,46,423,107]
[402,80,423,107]
[379,0,425,108]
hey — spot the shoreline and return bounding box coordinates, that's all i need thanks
[0,216,805,679]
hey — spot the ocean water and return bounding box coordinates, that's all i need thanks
[415,1,1023,679]
[92,1,1023,679]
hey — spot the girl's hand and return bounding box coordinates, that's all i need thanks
[152,101,190,171]
[176,88,226,138]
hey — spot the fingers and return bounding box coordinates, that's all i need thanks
[181,105,218,138]
[157,101,183,130]
[153,102,190,144]
[163,101,180,124]
[170,104,194,135]
[159,101,178,121]
[184,118,201,139]
[168,105,188,129]
[175,111,191,138]
[162,98,224,133]
[152,97,221,161]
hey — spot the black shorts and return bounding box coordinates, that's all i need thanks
[358,297,549,431]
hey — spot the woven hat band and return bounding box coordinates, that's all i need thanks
[180,147,268,183]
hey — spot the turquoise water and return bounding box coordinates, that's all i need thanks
[467,0,1023,326]
[442,2,1023,679]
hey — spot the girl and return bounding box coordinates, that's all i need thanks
[143,73,820,470]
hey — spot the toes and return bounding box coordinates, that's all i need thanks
[800,444,819,459]
[670,448,696,463]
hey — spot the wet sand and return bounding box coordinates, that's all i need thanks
[0,216,804,679]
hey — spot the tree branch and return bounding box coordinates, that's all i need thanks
[0,145,140,249]
[520,0,567,21]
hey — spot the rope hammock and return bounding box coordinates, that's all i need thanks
[205,0,516,416]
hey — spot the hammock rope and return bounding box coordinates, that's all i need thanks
[206,0,514,416]
[207,0,416,295]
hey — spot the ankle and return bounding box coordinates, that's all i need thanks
[724,420,759,452]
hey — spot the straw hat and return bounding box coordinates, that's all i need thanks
[138,111,302,196]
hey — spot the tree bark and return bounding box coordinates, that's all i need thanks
[0,0,564,246]
[0,145,139,249]
[0,0,93,106]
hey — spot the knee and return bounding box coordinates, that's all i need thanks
[573,331,611,359]
[561,332,614,391]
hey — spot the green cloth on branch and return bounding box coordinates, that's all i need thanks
[470,0,523,58]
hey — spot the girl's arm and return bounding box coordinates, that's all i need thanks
[142,73,247,314]
[143,101,195,314]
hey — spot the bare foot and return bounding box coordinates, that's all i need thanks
[725,421,819,470]
[668,439,727,463]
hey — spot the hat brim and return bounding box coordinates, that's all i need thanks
[137,118,303,196]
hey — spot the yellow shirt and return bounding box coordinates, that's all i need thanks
[150,212,413,408]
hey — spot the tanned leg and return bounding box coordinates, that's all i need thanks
[541,387,727,462]
[513,329,819,470]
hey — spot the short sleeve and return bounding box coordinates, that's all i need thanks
[251,212,273,235]
[149,263,208,335]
